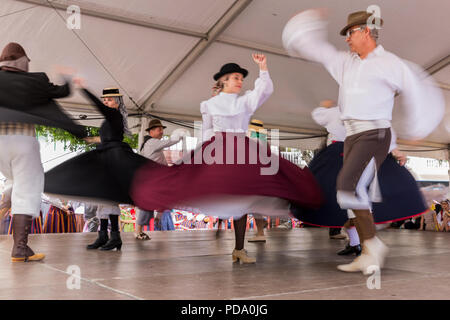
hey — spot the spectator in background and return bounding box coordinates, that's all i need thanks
[436,200,450,232]
[136,119,183,236]
[247,119,269,243]
[69,201,98,232]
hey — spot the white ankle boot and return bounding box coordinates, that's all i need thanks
[364,236,389,268]
[337,237,388,275]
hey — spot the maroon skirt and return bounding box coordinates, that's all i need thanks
[131,132,323,217]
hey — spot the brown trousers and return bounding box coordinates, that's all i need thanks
[337,128,391,192]
[338,128,391,241]
[343,213,376,241]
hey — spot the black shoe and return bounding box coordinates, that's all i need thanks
[86,230,109,250]
[100,231,122,251]
[337,244,362,256]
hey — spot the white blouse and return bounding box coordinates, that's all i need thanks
[200,70,273,141]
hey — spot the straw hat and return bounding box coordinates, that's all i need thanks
[101,87,122,98]
[248,119,267,134]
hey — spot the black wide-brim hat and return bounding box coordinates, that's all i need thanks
[213,63,248,81]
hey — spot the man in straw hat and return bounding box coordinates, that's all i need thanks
[0,42,85,262]
[247,119,269,242]
[282,9,445,274]
[134,119,184,238]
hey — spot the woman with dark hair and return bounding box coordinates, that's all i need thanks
[44,83,156,251]
[131,54,323,263]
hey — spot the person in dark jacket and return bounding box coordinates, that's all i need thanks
[0,42,85,262]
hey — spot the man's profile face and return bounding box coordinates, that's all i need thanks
[150,126,164,139]
[345,25,367,54]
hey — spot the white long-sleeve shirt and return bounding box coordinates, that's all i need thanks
[140,136,181,166]
[282,10,445,140]
[200,70,274,142]
[311,106,346,144]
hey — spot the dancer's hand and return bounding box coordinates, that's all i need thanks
[315,8,329,19]
[252,53,268,71]
[319,100,336,108]
[73,77,86,89]
[392,148,407,166]
[83,136,100,144]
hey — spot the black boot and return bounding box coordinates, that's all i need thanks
[337,244,362,256]
[100,231,122,251]
[86,230,109,250]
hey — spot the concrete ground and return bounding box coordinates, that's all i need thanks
[0,228,449,300]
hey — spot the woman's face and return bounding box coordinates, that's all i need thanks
[221,72,244,94]
[441,201,449,211]
[102,97,119,109]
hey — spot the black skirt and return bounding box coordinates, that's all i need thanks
[290,142,427,227]
[44,141,154,204]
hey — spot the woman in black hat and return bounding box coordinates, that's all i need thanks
[44,82,158,251]
[132,54,323,263]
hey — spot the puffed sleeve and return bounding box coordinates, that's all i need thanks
[200,101,214,142]
[242,70,274,114]
[389,58,446,140]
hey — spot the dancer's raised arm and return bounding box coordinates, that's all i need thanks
[282,9,347,84]
[242,53,273,114]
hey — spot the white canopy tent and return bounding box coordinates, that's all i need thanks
[1,0,449,159]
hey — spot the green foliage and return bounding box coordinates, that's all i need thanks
[123,133,139,150]
[36,126,138,152]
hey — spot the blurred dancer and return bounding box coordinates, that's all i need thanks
[132,54,323,263]
[0,42,85,262]
[45,85,154,251]
[283,9,444,274]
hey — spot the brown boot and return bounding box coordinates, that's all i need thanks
[11,214,45,262]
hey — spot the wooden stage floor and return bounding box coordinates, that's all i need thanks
[0,228,449,300]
